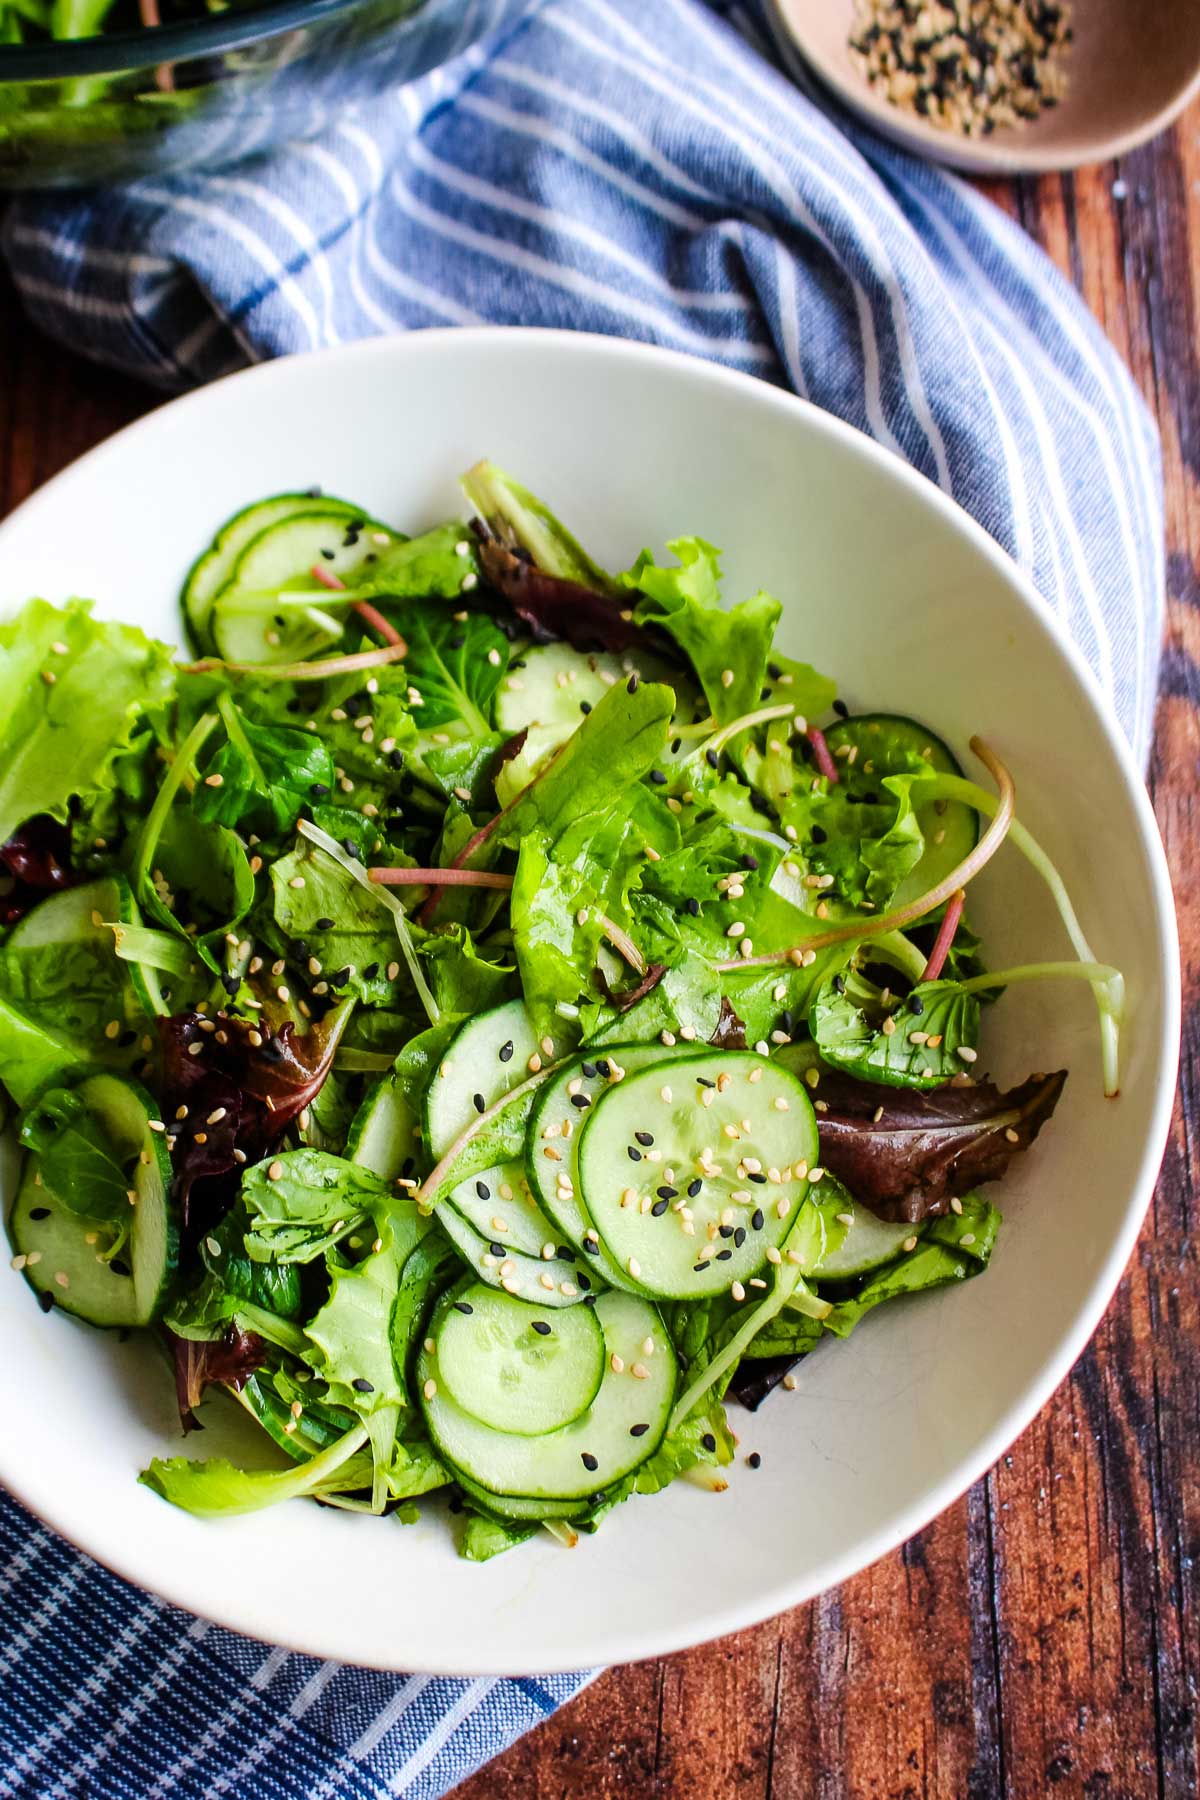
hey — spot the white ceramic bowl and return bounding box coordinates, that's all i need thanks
[0,331,1178,1675]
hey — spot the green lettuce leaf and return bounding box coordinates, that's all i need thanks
[0,599,174,843]
[619,539,780,726]
[193,700,335,839]
[140,1424,371,1517]
[241,1149,392,1264]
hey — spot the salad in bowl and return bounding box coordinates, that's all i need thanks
[0,459,1123,1560]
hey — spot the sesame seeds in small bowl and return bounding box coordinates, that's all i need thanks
[766,0,1200,174]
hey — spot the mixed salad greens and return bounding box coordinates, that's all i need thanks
[0,462,1125,1558]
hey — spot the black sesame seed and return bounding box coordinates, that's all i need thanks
[582,1238,599,1254]
[595,1059,611,1077]
[832,699,849,718]
[716,1248,733,1261]
[768,662,782,680]
[310,782,331,797]
[684,897,700,917]
[701,1432,716,1453]
[657,1185,678,1200]
[577,1271,592,1290]
[630,1422,650,1438]
[719,1224,734,1240]
[332,967,352,987]
[649,770,667,786]
[222,972,241,995]
[705,749,719,769]
[696,1076,715,1089]
[581,1451,599,1471]
[450,634,466,651]
[626,673,640,694]
[741,853,759,871]
[651,1200,670,1217]
[832,975,846,996]
[472,1093,486,1114]
[110,1258,132,1277]
[747,1451,762,1469]
[320,547,336,561]
[811,825,827,845]
[734,1227,747,1248]
[118,1029,138,1048]
[693,1262,710,1274]
[29,1207,50,1221]
[448,1495,464,1514]
[634,1130,654,1147]
[341,839,358,857]
[498,1040,514,1062]
[909,994,925,1015]
[748,1171,767,1185]
[475,1181,490,1200]
[580,700,592,715]
[453,1301,474,1315]
[671,737,681,754]
[389,749,405,770]
[352,1377,374,1393]
[363,962,380,981]
[489,1242,505,1258]
[581,1062,597,1078]
[570,1094,591,1109]
[315,916,334,931]
[751,1209,765,1231]
[557,1246,576,1262]
[687,1179,702,1198]
[531,1320,552,1336]
[38,1291,54,1313]
[627,1146,642,1162]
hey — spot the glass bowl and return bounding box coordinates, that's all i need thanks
[0,0,512,188]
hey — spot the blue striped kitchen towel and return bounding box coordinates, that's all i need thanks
[0,2,1165,1797]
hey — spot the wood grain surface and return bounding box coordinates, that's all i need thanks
[2,99,1196,1800]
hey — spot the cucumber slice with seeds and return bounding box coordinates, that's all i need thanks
[346,1075,421,1183]
[448,1159,557,1260]
[435,1279,604,1436]
[576,1051,819,1300]
[434,1204,585,1309]
[212,510,401,665]
[419,1283,674,1502]
[526,1041,710,1292]
[424,999,542,1162]
[8,1073,175,1328]
[181,493,362,655]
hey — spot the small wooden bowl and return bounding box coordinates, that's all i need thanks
[767,0,1200,173]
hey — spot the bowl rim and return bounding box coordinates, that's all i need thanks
[765,0,1200,175]
[0,328,1181,1673]
[0,0,369,83]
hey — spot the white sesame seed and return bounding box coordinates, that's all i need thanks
[1005,1127,1020,1143]
[720,668,734,688]
[631,1362,650,1380]
[904,1236,919,1252]
[268,1161,284,1181]
[782,1374,798,1391]
[560,1282,577,1297]
[627,1257,641,1278]
[766,1246,782,1265]
[423,1378,438,1400]
[957,1045,979,1064]
[54,1271,69,1289]
[950,1196,964,1215]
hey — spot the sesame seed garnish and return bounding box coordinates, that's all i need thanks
[957,1045,979,1063]
[950,1196,964,1215]
[54,1271,69,1289]
[627,1257,641,1278]
[268,1161,284,1181]
[903,1235,919,1252]
[540,1273,556,1290]
[782,1374,798,1391]
[1005,1127,1020,1143]
[560,1281,577,1297]
[423,1379,437,1400]
[961,1233,977,1246]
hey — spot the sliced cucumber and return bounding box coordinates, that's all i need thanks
[435,1279,605,1436]
[814,1204,915,1282]
[453,1469,588,1522]
[526,1041,709,1292]
[212,510,402,665]
[424,999,542,1162]
[823,713,976,909]
[346,1075,421,1183]
[9,1072,175,1327]
[576,1051,819,1300]
[434,1204,586,1310]
[181,493,363,655]
[419,1285,674,1502]
[447,1159,558,1260]
[494,643,700,804]
[3,876,149,1054]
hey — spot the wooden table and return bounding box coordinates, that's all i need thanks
[2,99,1196,1800]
